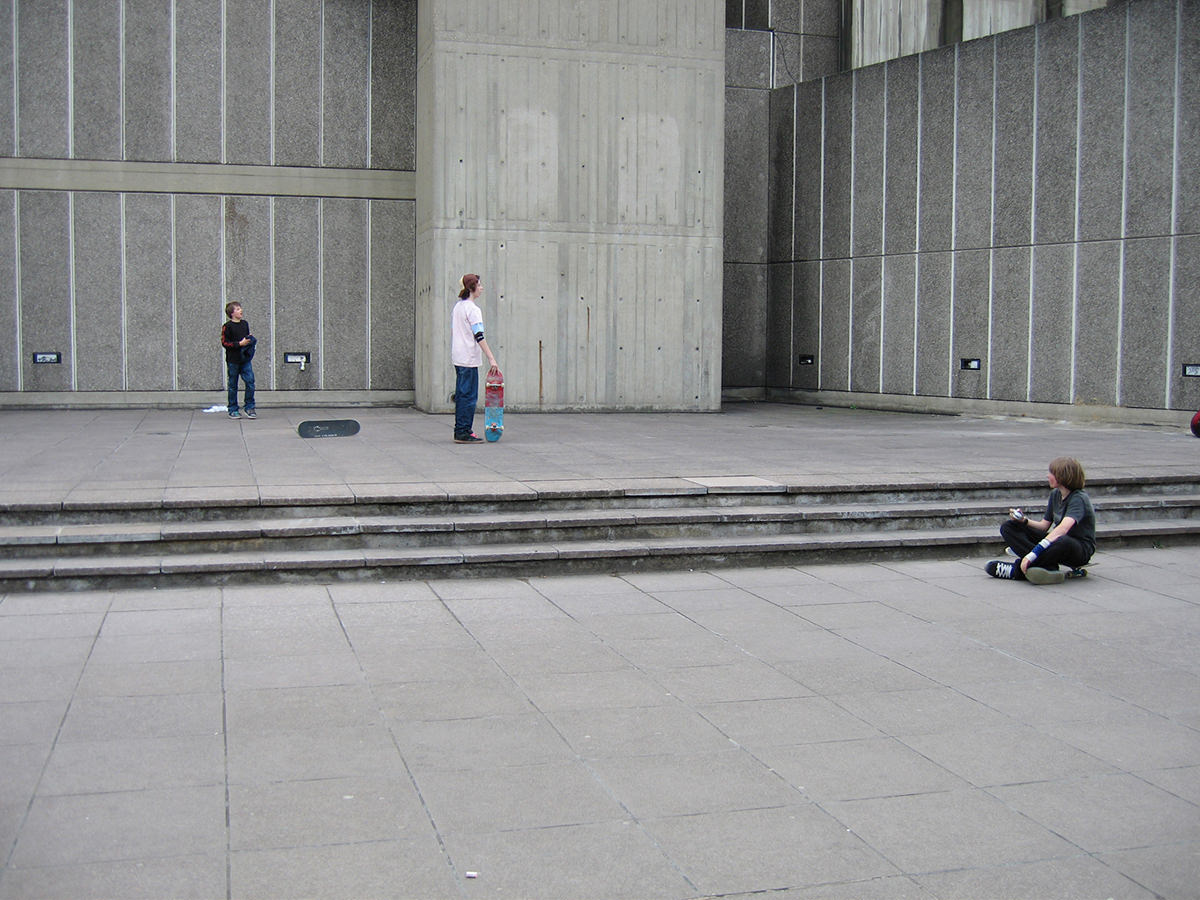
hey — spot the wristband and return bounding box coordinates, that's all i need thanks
[1026,537,1052,561]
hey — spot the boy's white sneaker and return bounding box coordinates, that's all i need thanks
[1025,566,1066,585]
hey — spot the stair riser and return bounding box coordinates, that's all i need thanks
[2,529,1194,594]
[10,504,1199,559]
[8,480,1199,527]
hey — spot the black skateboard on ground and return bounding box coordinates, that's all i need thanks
[298,419,360,439]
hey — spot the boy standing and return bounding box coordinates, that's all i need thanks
[221,302,257,419]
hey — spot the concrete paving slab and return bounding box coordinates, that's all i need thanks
[416,760,625,834]
[442,820,696,899]
[0,854,226,900]
[643,804,899,895]
[228,776,428,851]
[823,789,1078,873]
[916,855,1160,900]
[38,734,226,795]
[1097,844,1200,900]
[227,839,458,900]
[990,773,1200,855]
[9,786,227,868]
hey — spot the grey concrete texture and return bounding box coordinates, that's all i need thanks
[1,403,1199,898]
[3,0,412,169]
[0,189,415,394]
[415,0,725,412]
[771,0,1198,412]
[724,88,770,265]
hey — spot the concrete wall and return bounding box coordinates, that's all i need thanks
[415,0,726,412]
[767,0,1200,413]
[723,0,840,389]
[0,0,416,396]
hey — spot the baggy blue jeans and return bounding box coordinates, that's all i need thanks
[454,365,478,438]
[227,359,255,413]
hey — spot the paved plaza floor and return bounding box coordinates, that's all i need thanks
[1,403,1198,898]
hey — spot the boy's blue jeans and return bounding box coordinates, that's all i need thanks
[227,360,255,412]
[454,365,478,438]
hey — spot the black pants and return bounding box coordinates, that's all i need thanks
[1000,519,1091,571]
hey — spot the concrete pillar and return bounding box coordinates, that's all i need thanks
[415,0,725,412]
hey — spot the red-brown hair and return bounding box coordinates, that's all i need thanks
[458,273,479,299]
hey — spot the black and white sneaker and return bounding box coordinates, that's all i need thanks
[985,560,1020,580]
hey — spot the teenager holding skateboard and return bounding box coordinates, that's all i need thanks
[985,456,1095,585]
[451,273,500,444]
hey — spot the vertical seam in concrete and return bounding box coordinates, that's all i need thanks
[1025,29,1038,403]
[170,0,176,161]
[879,62,888,393]
[817,76,825,391]
[269,0,276,166]
[120,194,128,388]
[12,193,20,390]
[1115,3,1129,406]
[790,82,797,387]
[318,197,325,389]
[67,5,76,388]
[67,0,74,158]
[366,0,373,166]
[10,2,17,155]
[319,0,326,168]
[366,199,372,388]
[219,190,226,313]
[1165,0,1181,408]
[269,198,276,390]
[68,194,77,389]
[1069,16,1082,404]
[913,53,922,395]
[769,23,775,87]
[170,195,178,390]
[847,70,856,389]
[948,44,959,396]
[988,37,998,400]
[119,0,126,159]
[216,197,223,386]
[219,0,226,164]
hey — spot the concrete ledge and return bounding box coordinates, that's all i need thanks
[0,391,414,410]
[8,386,1190,426]
[760,388,1193,429]
[0,157,416,201]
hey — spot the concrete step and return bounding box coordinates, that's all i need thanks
[6,473,1200,526]
[3,475,1197,592]
[1,518,1196,593]
[2,494,1198,560]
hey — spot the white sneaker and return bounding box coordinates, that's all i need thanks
[1025,566,1065,585]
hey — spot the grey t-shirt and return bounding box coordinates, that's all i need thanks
[1044,489,1095,554]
